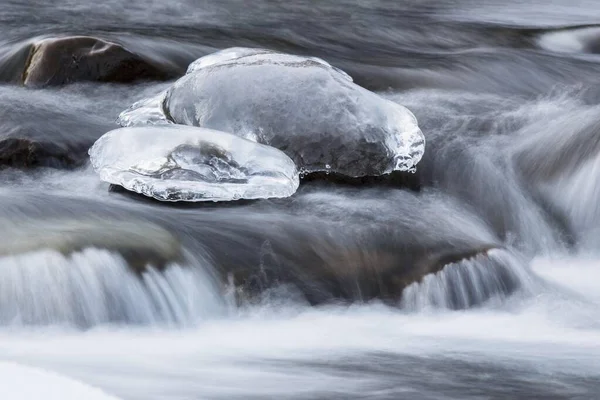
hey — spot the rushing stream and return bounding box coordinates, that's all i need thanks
[2,1,600,399]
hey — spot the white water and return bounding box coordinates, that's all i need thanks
[0,149,598,398]
[4,0,600,398]
[401,250,539,310]
[1,249,599,399]
[0,362,121,400]
[0,248,224,327]
[1,89,599,398]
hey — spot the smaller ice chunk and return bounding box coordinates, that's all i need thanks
[89,125,299,202]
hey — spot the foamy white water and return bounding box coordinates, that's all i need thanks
[4,1,600,398]
[0,362,121,400]
[401,249,539,310]
[0,248,225,327]
[0,252,599,399]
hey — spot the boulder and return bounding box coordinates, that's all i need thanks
[0,218,183,273]
[22,36,176,87]
[0,189,524,309]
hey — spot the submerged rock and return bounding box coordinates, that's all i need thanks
[89,125,299,202]
[0,219,183,273]
[21,36,176,87]
[0,190,527,312]
[0,137,78,168]
[118,48,425,178]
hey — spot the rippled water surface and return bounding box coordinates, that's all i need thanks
[2,1,600,399]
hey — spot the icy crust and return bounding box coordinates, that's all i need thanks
[119,48,424,177]
[89,125,299,202]
[186,47,274,74]
[185,47,354,81]
[117,90,170,127]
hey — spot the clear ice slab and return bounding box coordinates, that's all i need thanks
[118,48,425,177]
[89,125,299,202]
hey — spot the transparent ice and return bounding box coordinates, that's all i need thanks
[89,125,299,202]
[117,90,171,127]
[119,48,425,177]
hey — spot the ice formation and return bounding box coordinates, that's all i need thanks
[185,47,274,74]
[185,47,354,81]
[117,90,171,127]
[89,125,299,201]
[118,48,425,177]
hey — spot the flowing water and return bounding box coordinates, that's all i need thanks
[2,1,600,399]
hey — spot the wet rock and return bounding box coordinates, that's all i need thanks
[0,189,526,309]
[178,188,516,307]
[22,36,177,87]
[300,170,421,191]
[0,218,183,273]
[225,228,501,306]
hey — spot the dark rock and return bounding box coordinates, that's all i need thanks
[301,170,421,191]
[22,36,178,87]
[0,217,184,273]
[224,229,499,306]
[0,190,514,309]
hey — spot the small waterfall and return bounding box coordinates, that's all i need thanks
[0,247,225,327]
[401,249,537,310]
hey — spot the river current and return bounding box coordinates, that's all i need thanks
[1,1,600,399]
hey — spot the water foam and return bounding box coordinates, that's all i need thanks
[0,361,121,400]
[0,248,224,327]
[401,249,538,310]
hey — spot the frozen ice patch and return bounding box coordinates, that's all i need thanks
[119,48,424,178]
[89,125,299,202]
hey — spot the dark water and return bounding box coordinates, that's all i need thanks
[2,1,600,399]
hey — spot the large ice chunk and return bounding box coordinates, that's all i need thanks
[186,47,274,74]
[118,48,424,177]
[89,125,299,202]
[185,47,354,81]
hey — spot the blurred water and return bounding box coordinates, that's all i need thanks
[2,0,600,399]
